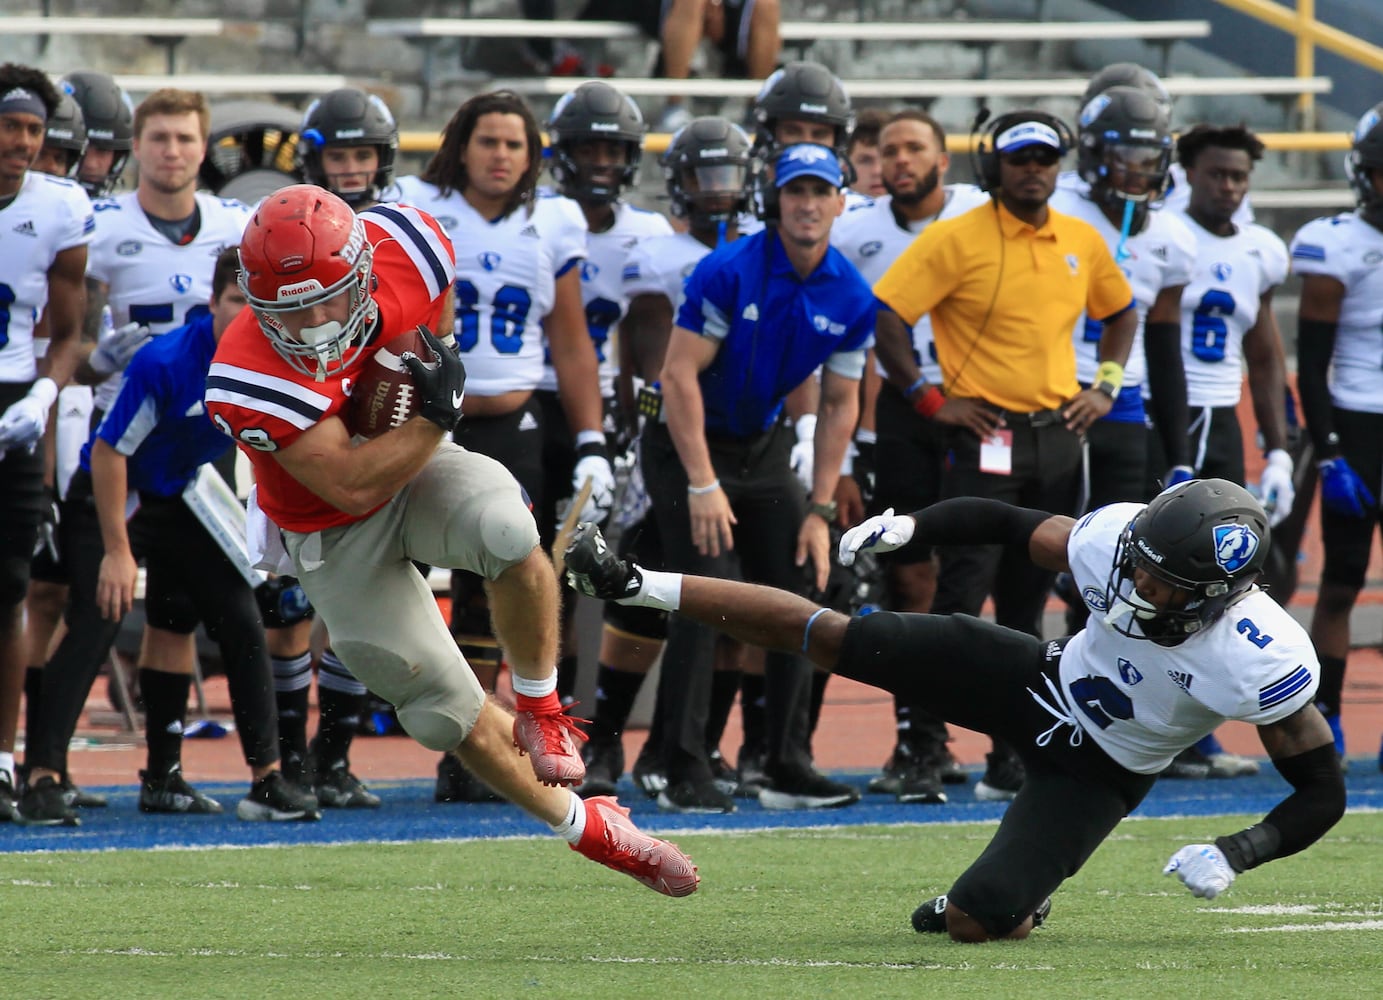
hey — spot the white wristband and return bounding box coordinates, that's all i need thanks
[687,479,721,495]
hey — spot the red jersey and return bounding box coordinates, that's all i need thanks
[206,204,456,532]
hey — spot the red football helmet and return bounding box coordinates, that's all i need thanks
[238,184,376,379]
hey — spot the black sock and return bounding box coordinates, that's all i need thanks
[739,673,766,755]
[706,669,741,750]
[1316,655,1346,717]
[808,670,829,737]
[557,653,580,705]
[589,664,646,743]
[272,651,312,768]
[24,666,43,755]
[139,668,191,776]
[313,687,365,770]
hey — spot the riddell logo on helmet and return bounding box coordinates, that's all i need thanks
[590,122,620,131]
[1135,538,1165,564]
[275,279,326,301]
[799,103,828,114]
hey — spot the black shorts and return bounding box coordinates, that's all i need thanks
[1084,417,1149,511]
[0,382,46,605]
[872,384,945,562]
[837,611,1154,936]
[1148,404,1244,494]
[1320,406,1383,590]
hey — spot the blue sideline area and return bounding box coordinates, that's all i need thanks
[3,764,1380,854]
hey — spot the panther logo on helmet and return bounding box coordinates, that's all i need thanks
[1213,524,1260,574]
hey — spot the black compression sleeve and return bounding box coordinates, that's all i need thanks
[1142,320,1189,468]
[899,497,1052,559]
[1215,742,1346,872]
[1297,319,1341,457]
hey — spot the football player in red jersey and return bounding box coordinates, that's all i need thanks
[205,186,698,896]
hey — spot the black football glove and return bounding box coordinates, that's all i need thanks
[403,325,467,433]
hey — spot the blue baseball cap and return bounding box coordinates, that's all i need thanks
[995,120,1063,155]
[774,143,844,188]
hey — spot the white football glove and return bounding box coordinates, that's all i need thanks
[89,321,154,377]
[837,507,916,567]
[789,413,816,494]
[0,377,58,451]
[573,452,616,525]
[1258,448,1295,528]
[1163,844,1237,899]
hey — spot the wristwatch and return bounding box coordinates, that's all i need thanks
[1094,380,1119,399]
[807,500,839,522]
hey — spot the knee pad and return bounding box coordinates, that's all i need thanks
[0,555,32,607]
[396,702,469,752]
[332,638,483,752]
[476,498,540,573]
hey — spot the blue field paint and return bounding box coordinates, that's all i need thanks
[3,765,1379,854]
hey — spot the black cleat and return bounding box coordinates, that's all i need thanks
[237,770,322,822]
[656,777,736,814]
[0,771,23,823]
[911,894,949,934]
[139,766,223,814]
[630,741,667,799]
[62,775,108,809]
[434,754,501,803]
[576,737,623,799]
[314,760,382,809]
[19,775,79,827]
[564,523,643,601]
[975,748,1025,801]
[758,763,860,810]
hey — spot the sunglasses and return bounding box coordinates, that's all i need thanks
[1002,146,1061,167]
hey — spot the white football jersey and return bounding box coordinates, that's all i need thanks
[831,185,989,382]
[87,191,252,410]
[390,178,587,396]
[1171,212,1288,408]
[1060,502,1317,774]
[623,231,717,307]
[1049,188,1197,387]
[537,201,672,396]
[1289,211,1383,414]
[0,172,94,383]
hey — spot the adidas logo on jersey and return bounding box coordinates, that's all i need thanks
[517,410,539,431]
[11,219,36,237]
[1167,670,1193,694]
[1150,245,1168,261]
[518,225,540,239]
[742,303,759,321]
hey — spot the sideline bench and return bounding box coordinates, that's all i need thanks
[7,15,223,74]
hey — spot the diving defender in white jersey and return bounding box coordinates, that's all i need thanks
[566,478,1344,942]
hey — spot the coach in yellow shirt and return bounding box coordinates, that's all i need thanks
[872,111,1136,801]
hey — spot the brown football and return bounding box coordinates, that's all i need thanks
[345,326,438,438]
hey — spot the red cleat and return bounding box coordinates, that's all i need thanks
[513,702,588,787]
[572,796,699,897]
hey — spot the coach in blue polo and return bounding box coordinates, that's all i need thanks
[642,142,876,813]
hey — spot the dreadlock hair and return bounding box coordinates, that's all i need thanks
[421,90,544,219]
[1176,123,1265,170]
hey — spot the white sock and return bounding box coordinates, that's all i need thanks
[511,671,557,699]
[0,751,13,787]
[620,569,682,612]
[551,790,587,845]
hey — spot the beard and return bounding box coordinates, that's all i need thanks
[886,164,940,206]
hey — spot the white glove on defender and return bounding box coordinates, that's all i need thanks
[0,377,58,451]
[838,507,916,567]
[1163,844,1236,899]
[1258,448,1295,528]
[789,413,816,494]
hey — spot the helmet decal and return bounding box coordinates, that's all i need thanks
[1213,524,1260,575]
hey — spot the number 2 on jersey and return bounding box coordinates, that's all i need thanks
[453,280,532,355]
[1190,289,1236,362]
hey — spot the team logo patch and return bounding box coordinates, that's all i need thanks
[1213,523,1259,574]
[116,239,142,256]
[1118,658,1143,685]
[1079,93,1112,128]
[859,240,883,258]
[581,260,599,281]
[1082,586,1109,612]
[1065,254,1079,275]
[1212,261,1233,281]
[170,274,194,294]
[479,251,502,271]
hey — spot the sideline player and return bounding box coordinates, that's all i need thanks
[1290,102,1383,766]
[0,64,91,822]
[207,185,697,895]
[566,477,1344,940]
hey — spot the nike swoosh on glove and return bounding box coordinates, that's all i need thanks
[1163,844,1236,899]
[837,507,915,567]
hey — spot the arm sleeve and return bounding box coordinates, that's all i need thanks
[1216,742,1345,871]
[895,496,1052,560]
[1297,318,1340,456]
[1143,320,1190,467]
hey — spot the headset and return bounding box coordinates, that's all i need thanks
[971,108,1076,193]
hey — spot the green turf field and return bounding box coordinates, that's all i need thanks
[2,813,1379,999]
